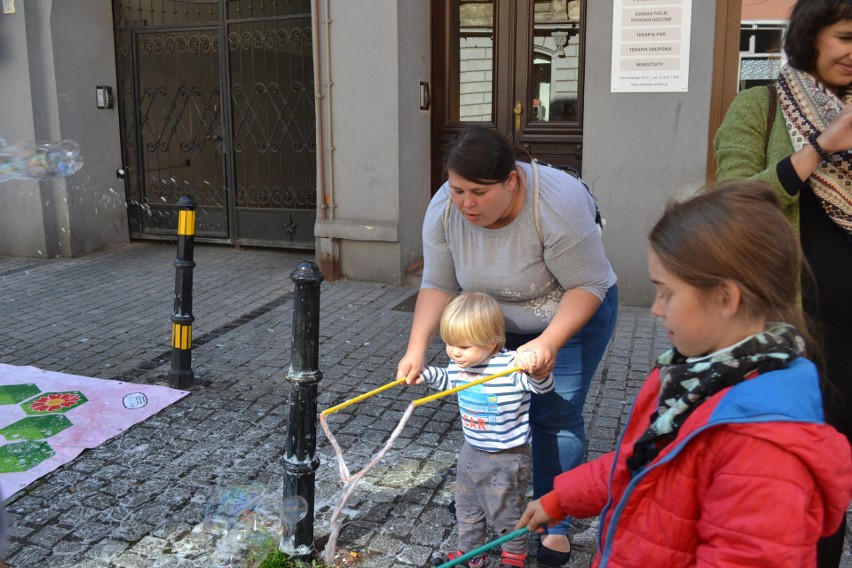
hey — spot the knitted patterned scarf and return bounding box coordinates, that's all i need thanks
[777,64,852,234]
[626,323,806,474]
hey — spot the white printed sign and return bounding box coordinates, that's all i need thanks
[611,0,693,92]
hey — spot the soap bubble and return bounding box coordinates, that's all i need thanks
[203,483,283,567]
[281,495,308,525]
[203,483,263,538]
[0,138,84,184]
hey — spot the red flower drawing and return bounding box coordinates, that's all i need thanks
[29,392,81,413]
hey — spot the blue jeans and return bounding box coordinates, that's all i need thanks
[506,284,618,536]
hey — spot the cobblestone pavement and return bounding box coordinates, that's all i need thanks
[0,242,849,568]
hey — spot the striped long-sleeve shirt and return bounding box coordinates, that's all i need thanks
[421,350,554,452]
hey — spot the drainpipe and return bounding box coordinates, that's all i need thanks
[313,0,342,279]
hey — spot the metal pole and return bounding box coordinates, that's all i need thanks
[282,260,324,556]
[169,196,196,389]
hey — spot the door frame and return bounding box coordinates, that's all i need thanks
[706,0,743,183]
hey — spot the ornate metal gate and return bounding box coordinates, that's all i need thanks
[114,0,316,248]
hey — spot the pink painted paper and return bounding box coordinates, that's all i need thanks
[0,364,188,498]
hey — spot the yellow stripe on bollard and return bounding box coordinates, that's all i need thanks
[171,323,192,349]
[177,209,196,236]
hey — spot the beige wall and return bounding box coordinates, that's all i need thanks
[0,2,49,257]
[583,0,718,307]
[0,0,128,259]
[313,0,431,284]
[314,0,720,306]
[1,0,721,307]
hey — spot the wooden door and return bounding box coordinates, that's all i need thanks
[430,0,586,190]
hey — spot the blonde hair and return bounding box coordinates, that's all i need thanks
[440,292,506,351]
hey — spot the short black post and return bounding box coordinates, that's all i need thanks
[168,196,196,389]
[282,260,324,555]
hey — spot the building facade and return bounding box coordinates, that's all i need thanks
[1,0,750,306]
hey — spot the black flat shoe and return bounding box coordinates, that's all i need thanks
[536,543,571,568]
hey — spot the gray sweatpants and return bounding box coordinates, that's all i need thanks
[455,441,532,556]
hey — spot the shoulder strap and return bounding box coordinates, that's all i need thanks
[765,83,777,153]
[534,159,604,233]
[531,160,543,245]
[442,188,452,230]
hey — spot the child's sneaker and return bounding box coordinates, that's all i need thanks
[500,550,527,566]
[432,549,487,567]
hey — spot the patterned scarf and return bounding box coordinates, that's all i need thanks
[626,323,806,474]
[777,64,852,234]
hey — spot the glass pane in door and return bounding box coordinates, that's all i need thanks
[451,0,495,122]
[530,0,581,123]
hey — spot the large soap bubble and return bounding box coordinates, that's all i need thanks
[0,137,84,184]
[203,483,286,567]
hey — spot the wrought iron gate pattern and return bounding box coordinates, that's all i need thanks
[114,0,315,246]
[228,22,316,211]
[137,31,225,206]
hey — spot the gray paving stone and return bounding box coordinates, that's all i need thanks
[26,523,73,549]
[109,519,157,543]
[4,520,33,541]
[393,543,433,566]
[72,520,116,544]
[52,539,90,561]
[110,551,160,568]
[2,244,848,568]
[5,543,52,567]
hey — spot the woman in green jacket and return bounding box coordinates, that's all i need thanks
[714,1,852,566]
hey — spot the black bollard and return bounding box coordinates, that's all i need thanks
[282,260,324,556]
[168,196,196,389]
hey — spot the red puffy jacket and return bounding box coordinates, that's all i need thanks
[541,357,852,567]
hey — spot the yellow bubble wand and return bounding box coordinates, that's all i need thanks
[319,366,523,564]
[320,377,408,417]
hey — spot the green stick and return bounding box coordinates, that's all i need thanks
[435,527,530,568]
